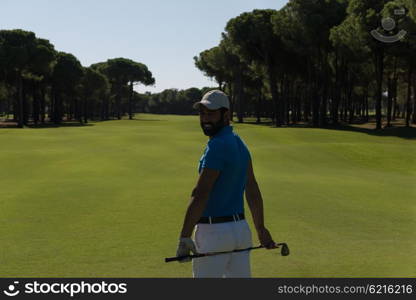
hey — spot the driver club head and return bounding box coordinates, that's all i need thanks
[277,243,290,256]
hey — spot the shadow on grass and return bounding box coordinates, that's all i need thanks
[128,118,165,122]
[240,119,416,140]
[0,117,164,129]
[0,121,94,129]
[324,124,416,140]
[28,122,95,129]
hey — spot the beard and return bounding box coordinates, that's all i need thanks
[200,115,226,137]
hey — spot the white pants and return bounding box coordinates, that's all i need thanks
[192,219,253,278]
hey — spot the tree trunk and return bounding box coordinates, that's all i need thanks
[106,95,110,120]
[22,80,29,125]
[17,73,24,128]
[227,82,234,122]
[319,56,329,127]
[256,89,262,124]
[69,98,75,121]
[74,97,80,123]
[412,74,416,124]
[286,78,292,125]
[54,92,62,124]
[116,84,122,120]
[281,76,289,126]
[50,88,55,123]
[296,87,302,123]
[332,52,341,125]
[311,60,321,127]
[266,54,280,126]
[392,87,397,121]
[395,104,400,119]
[348,94,354,124]
[129,81,134,120]
[32,81,40,125]
[405,67,412,127]
[292,86,299,123]
[386,77,393,127]
[304,83,311,123]
[40,86,46,123]
[375,48,384,130]
[320,81,328,127]
[100,96,105,121]
[83,96,88,124]
[346,68,354,124]
[364,87,369,122]
[281,77,286,125]
[235,65,244,123]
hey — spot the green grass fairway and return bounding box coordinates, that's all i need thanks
[0,114,415,277]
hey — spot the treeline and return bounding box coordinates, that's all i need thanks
[0,29,155,127]
[135,87,216,115]
[194,0,416,129]
[2,1,416,129]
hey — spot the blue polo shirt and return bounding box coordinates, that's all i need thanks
[198,125,251,217]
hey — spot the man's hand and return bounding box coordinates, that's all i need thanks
[257,227,277,249]
[176,237,198,263]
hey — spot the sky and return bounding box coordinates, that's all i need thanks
[0,0,289,93]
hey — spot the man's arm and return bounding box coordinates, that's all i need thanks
[245,159,277,249]
[179,167,220,238]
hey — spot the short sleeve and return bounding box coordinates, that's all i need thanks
[201,139,225,171]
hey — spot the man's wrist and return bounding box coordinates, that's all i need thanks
[255,224,266,232]
[180,230,192,238]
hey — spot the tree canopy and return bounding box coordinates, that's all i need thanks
[1,1,416,129]
[0,30,155,126]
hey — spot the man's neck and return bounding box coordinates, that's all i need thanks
[208,124,230,139]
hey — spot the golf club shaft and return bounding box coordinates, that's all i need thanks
[165,246,263,263]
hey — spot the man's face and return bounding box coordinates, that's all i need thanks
[199,106,227,137]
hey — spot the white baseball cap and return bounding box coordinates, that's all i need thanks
[193,90,230,110]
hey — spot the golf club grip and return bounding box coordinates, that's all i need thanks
[165,254,203,263]
[165,257,183,263]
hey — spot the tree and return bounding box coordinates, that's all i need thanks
[194,47,227,90]
[0,29,38,127]
[383,0,416,127]
[51,52,83,124]
[284,0,348,127]
[92,58,154,120]
[80,67,109,123]
[226,9,284,126]
[126,62,154,119]
[27,38,56,125]
[405,0,416,21]
[330,12,372,124]
[343,0,392,129]
[194,38,249,122]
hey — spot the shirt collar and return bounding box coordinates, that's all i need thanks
[215,125,233,137]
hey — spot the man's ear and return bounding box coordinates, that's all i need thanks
[223,110,230,123]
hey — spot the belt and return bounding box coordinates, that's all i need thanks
[198,213,245,224]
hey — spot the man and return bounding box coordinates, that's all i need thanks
[176,90,276,278]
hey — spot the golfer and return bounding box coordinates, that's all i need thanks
[176,90,277,278]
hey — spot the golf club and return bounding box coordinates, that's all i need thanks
[165,242,289,263]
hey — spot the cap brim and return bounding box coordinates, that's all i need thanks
[193,101,221,110]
